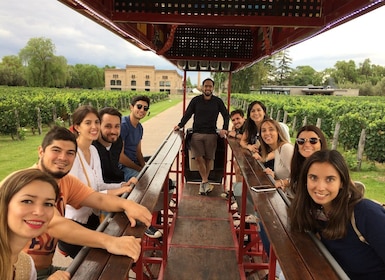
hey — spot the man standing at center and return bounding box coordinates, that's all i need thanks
[174,78,229,195]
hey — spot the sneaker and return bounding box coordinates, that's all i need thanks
[220,191,229,199]
[204,183,214,194]
[199,183,206,195]
[145,226,162,238]
[245,215,259,224]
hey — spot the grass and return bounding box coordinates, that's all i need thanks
[0,95,182,181]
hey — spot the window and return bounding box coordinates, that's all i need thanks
[165,81,171,87]
[145,88,150,92]
[110,80,116,85]
[131,75,136,79]
[159,81,165,87]
[113,74,119,79]
[162,75,168,80]
[131,80,136,86]
[131,88,136,91]
[145,81,150,87]
[145,75,150,79]
[117,80,121,85]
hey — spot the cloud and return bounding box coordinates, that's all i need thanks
[1,0,385,83]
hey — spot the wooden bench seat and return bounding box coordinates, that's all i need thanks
[227,137,348,280]
[67,130,183,280]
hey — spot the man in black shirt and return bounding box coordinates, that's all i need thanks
[174,78,230,195]
[93,107,161,238]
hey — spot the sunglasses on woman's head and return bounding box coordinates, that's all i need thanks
[136,104,149,111]
[296,137,320,145]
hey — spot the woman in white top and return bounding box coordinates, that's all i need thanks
[253,119,294,189]
[58,105,135,258]
[0,169,70,280]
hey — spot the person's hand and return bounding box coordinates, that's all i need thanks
[174,125,180,131]
[108,185,134,196]
[105,235,142,262]
[228,130,236,138]
[247,144,259,153]
[219,129,227,138]
[47,270,70,280]
[263,168,275,178]
[252,151,262,161]
[124,200,152,227]
[127,177,138,185]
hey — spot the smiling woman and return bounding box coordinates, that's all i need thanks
[0,168,69,280]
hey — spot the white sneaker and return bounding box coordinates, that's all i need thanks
[199,183,205,195]
[205,183,214,194]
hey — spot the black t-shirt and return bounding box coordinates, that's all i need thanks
[92,137,125,183]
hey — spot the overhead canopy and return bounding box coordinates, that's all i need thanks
[58,0,385,72]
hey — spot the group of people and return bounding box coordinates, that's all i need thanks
[2,77,385,279]
[174,78,385,279]
[0,95,165,279]
[225,102,385,279]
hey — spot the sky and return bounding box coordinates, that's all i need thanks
[1,1,385,85]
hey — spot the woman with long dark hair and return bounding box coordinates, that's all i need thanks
[289,150,385,279]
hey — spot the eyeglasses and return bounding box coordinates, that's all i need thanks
[136,104,149,111]
[296,137,320,145]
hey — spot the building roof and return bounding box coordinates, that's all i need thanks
[58,0,385,72]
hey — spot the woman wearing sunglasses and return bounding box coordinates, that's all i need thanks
[289,125,328,196]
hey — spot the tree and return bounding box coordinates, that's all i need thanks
[273,50,292,85]
[19,37,68,87]
[67,64,104,89]
[0,55,26,86]
[331,60,358,85]
[211,72,227,93]
[288,65,322,86]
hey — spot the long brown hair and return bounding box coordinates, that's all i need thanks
[0,169,59,280]
[290,125,328,194]
[289,150,362,239]
[259,119,289,159]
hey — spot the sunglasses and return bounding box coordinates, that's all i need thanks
[136,104,149,111]
[296,137,320,145]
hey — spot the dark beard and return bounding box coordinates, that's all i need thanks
[101,133,117,144]
[40,159,69,179]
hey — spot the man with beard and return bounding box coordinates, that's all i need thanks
[93,107,161,238]
[174,78,229,195]
[119,95,150,181]
[24,126,152,279]
[92,107,125,183]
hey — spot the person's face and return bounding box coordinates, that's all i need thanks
[100,114,121,144]
[131,100,149,120]
[260,122,278,146]
[8,180,56,242]
[38,140,77,179]
[297,131,322,158]
[250,103,265,125]
[74,113,100,141]
[202,80,214,97]
[231,113,245,130]
[307,162,341,212]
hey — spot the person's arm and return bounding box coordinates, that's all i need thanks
[119,143,142,171]
[47,211,142,261]
[135,141,145,168]
[174,97,196,130]
[219,98,230,130]
[80,192,152,227]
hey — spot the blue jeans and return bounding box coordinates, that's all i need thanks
[119,164,139,181]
